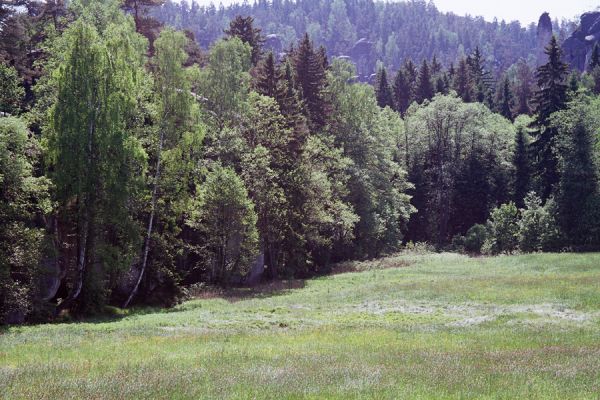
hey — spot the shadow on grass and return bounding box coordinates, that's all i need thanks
[181,278,307,305]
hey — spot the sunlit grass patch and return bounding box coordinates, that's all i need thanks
[2,252,600,399]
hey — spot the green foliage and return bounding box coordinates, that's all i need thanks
[189,165,258,284]
[415,60,433,104]
[483,202,520,254]
[518,192,560,252]
[0,63,24,114]
[464,224,488,253]
[552,95,600,247]
[196,37,251,129]
[392,68,411,115]
[329,59,413,258]
[531,36,569,199]
[404,94,514,246]
[224,15,264,65]
[495,77,513,121]
[47,13,147,314]
[0,117,51,323]
[513,115,533,207]
[374,66,394,109]
[292,33,330,131]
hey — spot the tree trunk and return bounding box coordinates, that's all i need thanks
[123,128,164,308]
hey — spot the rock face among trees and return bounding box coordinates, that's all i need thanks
[563,12,600,71]
[536,13,553,66]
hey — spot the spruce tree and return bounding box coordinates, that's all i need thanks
[435,74,448,95]
[496,77,513,121]
[225,15,264,65]
[375,66,394,109]
[513,122,531,208]
[416,59,433,103]
[431,55,442,75]
[392,68,412,115]
[254,51,284,99]
[402,58,418,100]
[554,97,600,246]
[292,33,330,130]
[531,35,569,199]
[454,58,472,102]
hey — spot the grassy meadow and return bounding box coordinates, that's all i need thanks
[2,252,600,399]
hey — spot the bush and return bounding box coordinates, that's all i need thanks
[450,234,466,253]
[464,224,488,253]
[518,193,561,252]
[483,202,520,254]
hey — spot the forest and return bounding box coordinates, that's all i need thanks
[1,0,600,325]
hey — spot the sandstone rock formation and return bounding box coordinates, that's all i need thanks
[563,12,600,71]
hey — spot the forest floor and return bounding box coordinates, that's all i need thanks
[2,252,600,399]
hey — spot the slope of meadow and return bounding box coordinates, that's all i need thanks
[2,253,600,399]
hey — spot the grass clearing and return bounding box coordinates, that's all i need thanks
[2,252,600,399]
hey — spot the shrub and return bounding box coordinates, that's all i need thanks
[483,202,520,254]
[518,192,561,252]
[464,224,488,253]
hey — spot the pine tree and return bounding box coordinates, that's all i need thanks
[375,66,394,109]
[416,59,433,103]
[292,33,330,131]
[225,15,264,65]
[121,0,163,51]
[589,43,600,71]
[392,68,412,115]
[531,35,569,199]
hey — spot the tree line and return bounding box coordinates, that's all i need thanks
[1,0,599,324]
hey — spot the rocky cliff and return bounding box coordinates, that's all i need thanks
[563,11,600,71]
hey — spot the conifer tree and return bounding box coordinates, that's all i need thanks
[292,33,330,131]
[416,59,433,103]
[225,15,264,65]
[254,51,284,99]
[496,77,513,121]
[554,96,600,246]
[513,119,531,208]
[435,74,448,95]
[531,35,569,199]
[468,47,492,104]
[375,66,394,109]
[402,58,418,99]
[392,68,412,115]
[431,55,442,75]
[454,58,472,102]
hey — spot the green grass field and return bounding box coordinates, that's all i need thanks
[2,252,600,399]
